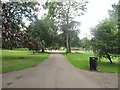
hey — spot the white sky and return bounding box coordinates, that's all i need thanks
[76,0,119,39]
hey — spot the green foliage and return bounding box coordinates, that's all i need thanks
[2,1,39,49]
[90,19,118,63]
[27,16,59,48]
[70,31,81,47]
[81,37,91,50]
[2,50,50,73]
[44,1,88,52]
[90,3,119,63]
[91,18,118,53]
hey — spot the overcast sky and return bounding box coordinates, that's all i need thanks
[76,0,119,39]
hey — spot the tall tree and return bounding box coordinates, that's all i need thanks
[91,19,118,64]
[90,2,119,64]
[108,2,120,54]
[44,0,88,53]
[2,1,39,49]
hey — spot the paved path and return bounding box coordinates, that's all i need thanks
[2,53,118,88]
[0,74,2,89]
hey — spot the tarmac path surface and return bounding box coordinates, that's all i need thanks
[2,53,118,88]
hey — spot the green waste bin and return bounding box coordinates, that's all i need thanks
[89,56,98,71]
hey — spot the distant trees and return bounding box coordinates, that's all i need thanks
[81,37,91,50]
[90,2,119,64]
[70,31,81,47]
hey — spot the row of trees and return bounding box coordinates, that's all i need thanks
[27,17,82,50]
[2,0,119,61]
[24,0,88,52]
[2,0,88,53]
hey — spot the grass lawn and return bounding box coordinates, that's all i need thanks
[98,57,118,73]
[1,49,50,73]
[64,51,119,73]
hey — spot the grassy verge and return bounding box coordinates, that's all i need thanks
[98,57,118,73]
[64,51,118,73]
[1,50,50,73]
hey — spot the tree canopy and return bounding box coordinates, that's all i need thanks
[26,16,58,48]
[2,1,39,49]
[43,0,88,52]
[90,2,119,64]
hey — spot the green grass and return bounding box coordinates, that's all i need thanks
[64,52,92,70]
[98,57,118,73]
[64,51,119,73]
[1,50,50,73]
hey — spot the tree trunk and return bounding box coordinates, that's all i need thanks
[106,53,113,64]
[103,48,113,64]
[66,33,71,53]
[68,34,71,53]
[42,48,45,52]
[10,47,13,50]
[66,6,71,53]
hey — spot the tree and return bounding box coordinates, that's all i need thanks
[2,1,39,49]
[91,18,118,64]
[70,31,81,47]
[26,16,59,49]
[90,2,119,64]
[44,1,88,53]
[108,2,120,54]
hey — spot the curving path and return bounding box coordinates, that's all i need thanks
[2,53,118,88]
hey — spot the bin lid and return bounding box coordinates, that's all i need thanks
[90,56,98,59]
